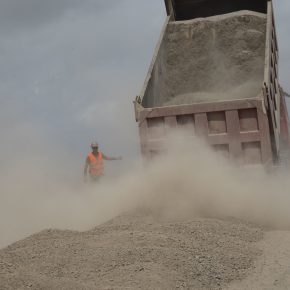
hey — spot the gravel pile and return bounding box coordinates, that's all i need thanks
[0,212,263,290]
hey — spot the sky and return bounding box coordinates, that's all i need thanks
[0,0,289,178]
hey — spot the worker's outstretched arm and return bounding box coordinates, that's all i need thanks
[84,158,89,179]
[103,154,122,161]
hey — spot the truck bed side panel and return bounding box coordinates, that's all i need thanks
[138,99,272,165]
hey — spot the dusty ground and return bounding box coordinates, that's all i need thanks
[0,211,265,290]
[1,211,290,289]
[224,231,290,290]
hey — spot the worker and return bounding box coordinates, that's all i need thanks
[84,142,122,182]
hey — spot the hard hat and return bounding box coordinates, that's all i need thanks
[90,142,99,148]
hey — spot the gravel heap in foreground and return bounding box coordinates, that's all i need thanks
[0,212,263,290]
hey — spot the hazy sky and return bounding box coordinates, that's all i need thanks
[0,0,289,176]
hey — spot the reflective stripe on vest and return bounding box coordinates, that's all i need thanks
[88,152,104,176]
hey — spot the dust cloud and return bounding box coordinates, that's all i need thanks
[1,127,290,249]
[114,131,290,229]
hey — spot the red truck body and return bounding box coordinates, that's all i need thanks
[134,0,290,166]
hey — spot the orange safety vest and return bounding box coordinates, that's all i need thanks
[88,152,104,176]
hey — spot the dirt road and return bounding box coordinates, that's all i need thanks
[224,231,290,290]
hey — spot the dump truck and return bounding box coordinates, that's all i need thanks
[134,0,290,166]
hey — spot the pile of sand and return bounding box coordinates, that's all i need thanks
[158,11,267,106]
[0,212,263,290]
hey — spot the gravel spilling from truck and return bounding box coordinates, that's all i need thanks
[157,11,267,106]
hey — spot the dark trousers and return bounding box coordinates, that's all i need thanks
[89,175,102,183]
